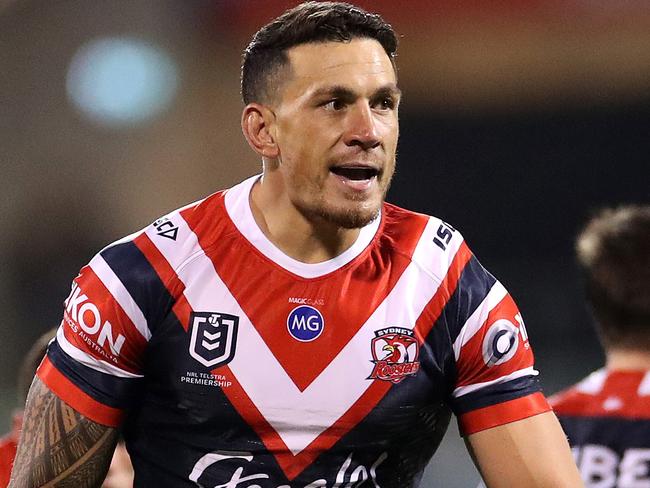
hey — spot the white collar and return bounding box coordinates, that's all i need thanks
[224,174,381,278]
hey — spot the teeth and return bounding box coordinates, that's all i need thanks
[331,167,377,180]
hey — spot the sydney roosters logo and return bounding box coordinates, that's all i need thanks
[368,327,420,384]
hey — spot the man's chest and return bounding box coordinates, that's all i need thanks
[140,263,451,473]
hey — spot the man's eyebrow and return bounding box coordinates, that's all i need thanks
[310,83,402,100]
[373,84,402,99]
[310,85,356,100]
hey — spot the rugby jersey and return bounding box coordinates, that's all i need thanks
[551,369,650,488]
[38,174,549,487]
[0,412,21,488]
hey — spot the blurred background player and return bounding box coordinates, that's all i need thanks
[0,329,133,488]
[551,205,650,486]
[0,330,52,487]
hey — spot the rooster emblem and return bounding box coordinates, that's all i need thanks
[380,335,416,363]
[369,328,420,383]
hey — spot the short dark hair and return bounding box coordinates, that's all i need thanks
[576,205,650,349]
[241,1,398,105]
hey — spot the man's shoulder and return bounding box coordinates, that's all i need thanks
[549,369,606,412]
[382,200,434,221]
[146,188,229,248]
[551,369,650,419]
[126,189,227,245]
[85,188,230,286]
[380,202,470,283]
[382,202,465,254]
[382,201,460,234]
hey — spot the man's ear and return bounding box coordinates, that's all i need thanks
[241,103,279,159]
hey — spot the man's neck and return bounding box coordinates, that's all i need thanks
[249,176,362,264]
[606,348,650,371]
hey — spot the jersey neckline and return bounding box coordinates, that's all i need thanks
[223,174,381,279]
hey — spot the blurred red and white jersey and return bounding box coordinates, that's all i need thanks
[551,369,650,487]
[39,175,549,487]
[0,412,21,488]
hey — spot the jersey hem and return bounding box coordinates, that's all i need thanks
[458,392,550,435]
[37,356,124,427]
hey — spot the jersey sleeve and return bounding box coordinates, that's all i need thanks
[38,233,168,426]
[446,245,550,435]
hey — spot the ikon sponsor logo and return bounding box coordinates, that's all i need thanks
[64,282,126,357]
[368,327,420,384]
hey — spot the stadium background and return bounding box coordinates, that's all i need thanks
[1,1,648,486]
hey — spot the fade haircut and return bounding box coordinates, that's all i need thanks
[241,1,398,105]
[576,205,650,350]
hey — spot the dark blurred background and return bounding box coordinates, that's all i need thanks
[1,1,649,486]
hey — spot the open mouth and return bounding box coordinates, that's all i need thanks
[330,166,380,181]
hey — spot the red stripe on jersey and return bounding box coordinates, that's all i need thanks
[414,241,473,339]
[459,392,550,435]
[172,295,193,332]
[64,267,146,374]
[176,194,467,479]
[214,366,393,480]
[182,200,429,392]
[551,370,650,420]
[133,233,186,299]
[213,367,289,451]
[134,233,191,330]
[284,380,393,479]
[205,229,466,480]
[455,293,533,389]
[37,357,124,427]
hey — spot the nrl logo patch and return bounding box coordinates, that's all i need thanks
[189,312,238,368]
[368,327,420,384]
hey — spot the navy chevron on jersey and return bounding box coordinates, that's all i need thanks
[39,175,550,487]
[551,369,650,487]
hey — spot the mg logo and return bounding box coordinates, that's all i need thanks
[287,305,324,342]
[189,312,238,368]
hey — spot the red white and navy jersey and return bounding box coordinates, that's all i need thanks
[551,369,650,487]
[38,175,549,487]
[0,412,21,488]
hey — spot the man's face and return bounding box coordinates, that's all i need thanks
[269,38,400,229]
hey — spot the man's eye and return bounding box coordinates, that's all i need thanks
[377,98,395,110]
[324,99,345,111]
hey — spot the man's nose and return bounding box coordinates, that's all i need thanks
[344,102,381,150]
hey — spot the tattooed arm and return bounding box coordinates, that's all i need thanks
[9,376,119,488]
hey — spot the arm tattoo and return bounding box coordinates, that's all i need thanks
[9,376,119,488]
